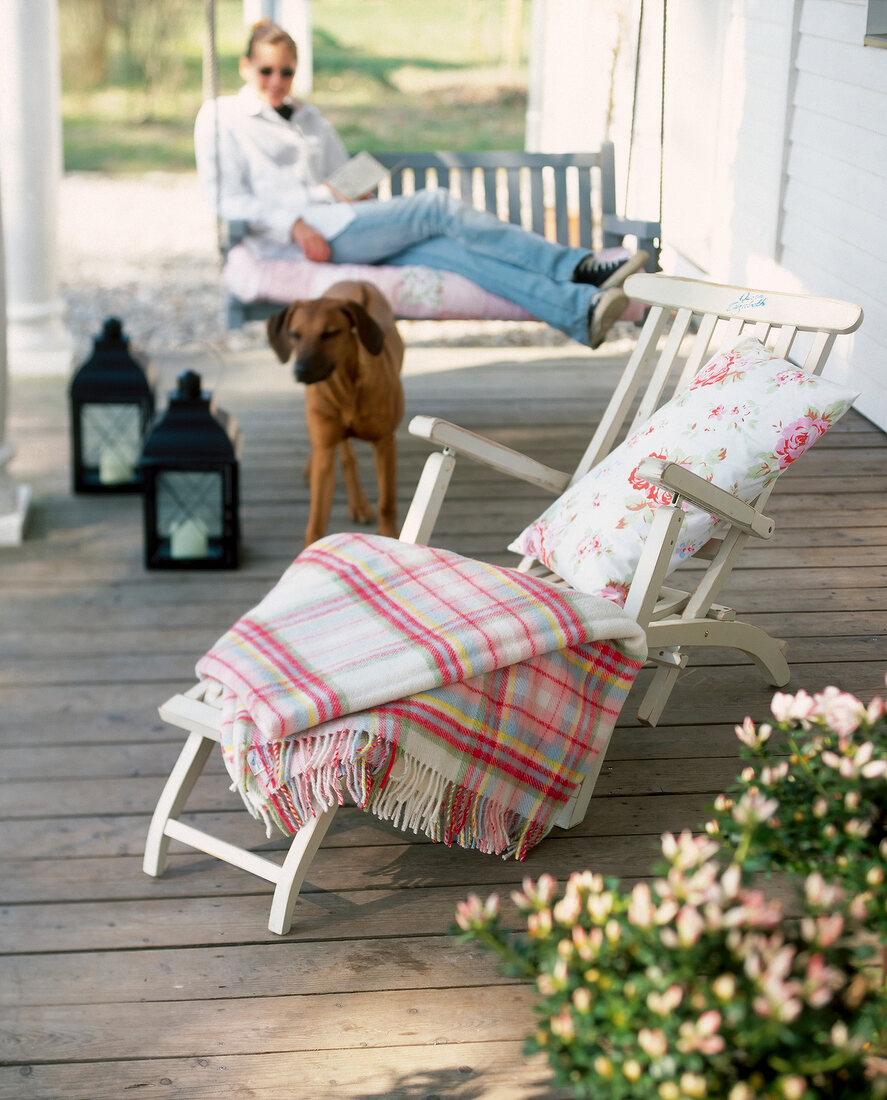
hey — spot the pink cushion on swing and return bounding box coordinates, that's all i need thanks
[223,243,648,323]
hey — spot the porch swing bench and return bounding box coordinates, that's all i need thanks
[220,144,661,329]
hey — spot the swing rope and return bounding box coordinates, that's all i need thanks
[624,0,666,228]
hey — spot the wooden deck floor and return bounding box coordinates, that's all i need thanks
[2,333,886,1099]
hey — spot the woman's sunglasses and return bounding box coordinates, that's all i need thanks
[258,66,295,78]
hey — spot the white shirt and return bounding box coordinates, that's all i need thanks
[194,85,354,258]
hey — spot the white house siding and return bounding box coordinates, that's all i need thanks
[778,0,887,426]
[531,0,886,427]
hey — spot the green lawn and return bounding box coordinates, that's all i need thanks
[61,0,530,173]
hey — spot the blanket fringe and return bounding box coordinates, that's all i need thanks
[240,728,544,860]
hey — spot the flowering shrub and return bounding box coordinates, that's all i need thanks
[454,678,887,1098]
[710,684,886,947]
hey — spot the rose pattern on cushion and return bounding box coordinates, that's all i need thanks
[508,336,858,601]
[627,452,675,508]
[774,413,831,469]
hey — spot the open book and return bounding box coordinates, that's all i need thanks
[326,151,390,200]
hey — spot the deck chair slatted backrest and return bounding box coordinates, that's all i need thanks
[144,274,862,934]
[404,274,863,735]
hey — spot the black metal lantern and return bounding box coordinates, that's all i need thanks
[69,317,155,493]
[138,370,241,570]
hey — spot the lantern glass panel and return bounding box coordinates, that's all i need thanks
[81,403,142,483]
[156,470,223,538]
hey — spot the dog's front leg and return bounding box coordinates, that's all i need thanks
[372,434,398,538]
[305,443,337,546]
[339,440,375,526]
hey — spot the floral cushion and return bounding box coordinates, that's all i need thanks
[508,337,858,604]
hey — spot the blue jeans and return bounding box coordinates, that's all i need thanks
[327,189,599,344]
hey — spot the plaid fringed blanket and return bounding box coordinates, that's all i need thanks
[196,533,646,859]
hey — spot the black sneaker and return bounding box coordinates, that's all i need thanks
[574,249,650,289]
[587,288,629,349]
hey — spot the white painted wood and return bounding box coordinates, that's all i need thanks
[397,450,457,546]
[788,140,885,214]
[646,619,790,687]
[0,0,73,376]
[783,176,887,259]
[637,459,775,540]
[163,819,286,883]
[797,28,887,90]
[268,806,338,935]
[623,274,864,333]
[792,70,887,133]
[790,107,886,184]
[407,416,571,494]
[142,731,216,877]
[573,304,670,475]
[583,0,885,429]
[157,693,223,741]
[801,0,867,43]
[145,273,863,926]
[623,504,685,630]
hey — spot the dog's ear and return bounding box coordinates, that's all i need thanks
[267,306,298,363]
[339,301,385,356]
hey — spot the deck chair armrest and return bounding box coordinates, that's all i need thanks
[408,415,571,493]
[636,458,774,539]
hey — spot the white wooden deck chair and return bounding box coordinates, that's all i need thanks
[144,274,863,934]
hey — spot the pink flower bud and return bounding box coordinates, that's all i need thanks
[554,891,582,925]
[697,1009,722,1035]
[550,1008,575,1040]
[623,1060,642,1082]
[638,1027,668,1057]
[732,791,779,826]
[771,689,815,722]
[780,1076,807,1100]
[627,882,655,928]
[676,905,705,946]
[866,865,884,887]
[679,1072,708,1098]
[866,696,886,724]
[647,984,683,1015]
[594,1055,614,1078]
[455,893,495,930]
[813,686,865,736]
[735,716,759,747]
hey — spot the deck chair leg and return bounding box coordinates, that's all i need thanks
[268,805,339,935]
[637,663,683,727]
[143,730,216,876]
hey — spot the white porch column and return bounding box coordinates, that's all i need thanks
[0,0,73,377]
[242,0,313,95]
[0,175,32,545]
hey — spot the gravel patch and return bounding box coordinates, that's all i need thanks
[59,171,634,361]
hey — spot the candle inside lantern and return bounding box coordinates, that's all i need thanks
[98,446,135,485]
[169,518,209,559]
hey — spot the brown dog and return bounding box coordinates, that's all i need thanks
[267,280,405,546]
